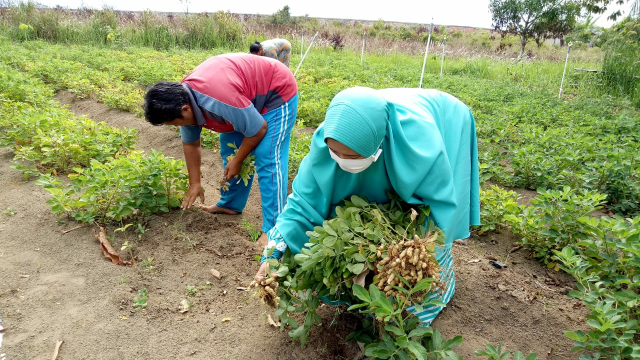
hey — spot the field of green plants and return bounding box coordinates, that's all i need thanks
[0,4,639,359]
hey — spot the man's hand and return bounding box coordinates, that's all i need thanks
[182,183,205,210]
[224,158,242,181]
[254,261,272,283]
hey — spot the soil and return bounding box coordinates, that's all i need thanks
[0,92,587,360]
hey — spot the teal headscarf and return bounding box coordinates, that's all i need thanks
[323,87,388,157]
[276,87,480,254]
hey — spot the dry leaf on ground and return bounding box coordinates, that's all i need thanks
[210,269,221,279]
[221,317,231,322]
[267,314,280,327]
[51,340,63,360]
[93,225,131,266]
[179,299,190,313]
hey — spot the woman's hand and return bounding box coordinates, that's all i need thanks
[254,261,272,283]
[224,158,242,181]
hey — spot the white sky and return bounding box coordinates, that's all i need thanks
[35,0,631,29]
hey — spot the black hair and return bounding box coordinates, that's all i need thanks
[144,81,190,126]
[249,41,262,54]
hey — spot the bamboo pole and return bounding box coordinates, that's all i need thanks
[360,31,366,64]
[294,31,319,77]
[440,36,446,77]
[558,42,573,99]
[419,21,434,89]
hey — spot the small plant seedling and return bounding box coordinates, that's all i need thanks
[119,278,128,284]
[475,344,537,360]
[120,240,134,263]
[140,257,155,272]
[134,288,148,309]
[116,223,136,263]
[135,223,147,240]
[241,218,261,242]
[4,207,16,216]
[185,285,198,297]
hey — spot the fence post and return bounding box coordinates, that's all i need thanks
[440,36,446,77]
[294,31,319,78]
[361,31,366,64]
[419,21,434,89]
[558,42,573,99]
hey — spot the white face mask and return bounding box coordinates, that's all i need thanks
[329,148,382,174]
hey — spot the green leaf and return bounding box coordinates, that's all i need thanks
[347,303,369,311]
[564,331,587,341]
[323,223,337,236]
[348,263,365,275]
[353,253,367,262]
[566,289,583,299]
[397,350,412,360]
[396,335,409,348]
[406,340,428,360]
[384,325,405,337]
[410,278,435,294]
[424,299,447,308]
[408,327,433,339]
[365,347,393,359]
[586,319,602,330]
[323,236,337,247]
[369,284,381,302]
[377,294,394,313]
[351,195,369,208]
[352,284,370,303]
[274,265,289,277]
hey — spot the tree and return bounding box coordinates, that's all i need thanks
[270,5,292,25]
[532,2,581,46]
[489,0,580,59]
[580,0,638,20]
[566,14,601,45]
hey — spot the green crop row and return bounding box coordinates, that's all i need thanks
[478,185,640,358]
[0,58,188,226]
[0,62,137,175]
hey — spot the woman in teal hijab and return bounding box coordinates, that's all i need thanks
[255,87,480,325]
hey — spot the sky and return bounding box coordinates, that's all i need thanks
[34,0,631,29]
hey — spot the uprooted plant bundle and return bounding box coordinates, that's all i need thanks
[220,142,256,193]
[253,193,463,359]
[251,275,280,308]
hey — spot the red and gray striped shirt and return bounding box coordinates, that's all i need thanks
[180,53,298,142]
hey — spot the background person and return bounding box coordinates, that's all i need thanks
[144,53,298,245]
[249,38,292,68]
[254,86,480,325]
